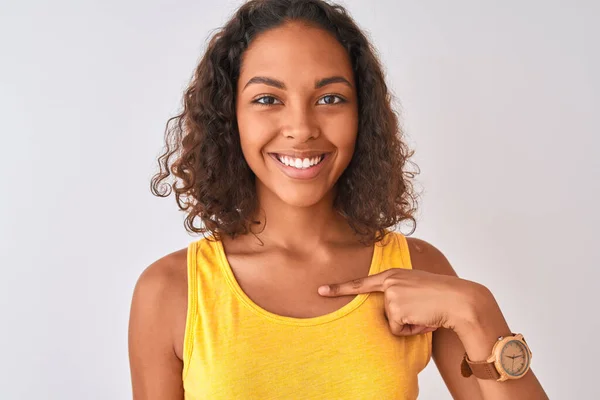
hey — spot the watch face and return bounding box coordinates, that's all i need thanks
[499,340,530,377]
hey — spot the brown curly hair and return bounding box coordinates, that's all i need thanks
[150,0,421,246]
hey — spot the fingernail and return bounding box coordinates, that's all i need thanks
[318,285,329,295]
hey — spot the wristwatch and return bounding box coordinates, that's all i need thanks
[461,333,532,382]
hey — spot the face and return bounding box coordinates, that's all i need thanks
[235,21,359,208]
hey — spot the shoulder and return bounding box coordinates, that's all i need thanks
[129,247,188,354]
[404,235,459,277]
[133,247,188,301]
[128,247,189,396]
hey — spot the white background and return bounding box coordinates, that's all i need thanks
[1,0,598,398]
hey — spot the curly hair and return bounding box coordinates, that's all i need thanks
[150,0,421,246]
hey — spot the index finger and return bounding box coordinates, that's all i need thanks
[317,269,393,296]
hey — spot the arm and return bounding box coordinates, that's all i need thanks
[407,237,548,400]
[128,257,186,399]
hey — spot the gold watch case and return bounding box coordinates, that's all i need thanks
[489,333,532,381]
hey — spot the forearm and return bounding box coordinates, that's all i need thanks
[455,286,549,400]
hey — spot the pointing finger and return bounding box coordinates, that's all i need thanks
[318,270,393,296]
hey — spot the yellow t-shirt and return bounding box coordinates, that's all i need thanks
[182,231,432,399]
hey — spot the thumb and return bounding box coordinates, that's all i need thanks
[389,321,437,336]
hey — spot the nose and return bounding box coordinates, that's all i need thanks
[281,104,320,142]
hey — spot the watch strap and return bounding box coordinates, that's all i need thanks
[461,353,501,380]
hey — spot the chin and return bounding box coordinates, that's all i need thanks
[273,186,330,209]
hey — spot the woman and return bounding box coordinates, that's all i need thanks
[128,0,548,398]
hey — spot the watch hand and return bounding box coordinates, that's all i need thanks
[514,355,523,358]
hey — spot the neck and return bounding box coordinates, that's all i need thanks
[247,183,357,252]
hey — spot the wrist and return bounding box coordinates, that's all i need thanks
[453,284,512,360]
[450,281,493,335]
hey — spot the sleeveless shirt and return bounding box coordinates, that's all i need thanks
[182,231,432,399]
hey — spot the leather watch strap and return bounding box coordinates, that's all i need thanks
[461,353,501,380]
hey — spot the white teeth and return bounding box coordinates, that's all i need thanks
[276,154,325,169]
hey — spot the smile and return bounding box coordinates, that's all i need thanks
[273,153,326,169]
[267,152,332,180]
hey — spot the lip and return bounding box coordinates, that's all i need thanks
[269,150,330,159]
[268,152,331,180]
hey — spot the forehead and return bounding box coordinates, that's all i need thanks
[238,21,353,85]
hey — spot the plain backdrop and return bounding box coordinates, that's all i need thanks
[1,0,598,398]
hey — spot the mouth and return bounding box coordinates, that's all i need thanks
[269,153,328,170]
[267,152,332,180]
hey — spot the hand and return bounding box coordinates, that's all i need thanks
[318,268,482,337]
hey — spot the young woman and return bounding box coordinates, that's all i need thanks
[128,0,548,398]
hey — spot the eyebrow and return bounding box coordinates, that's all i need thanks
[242,75,353,91]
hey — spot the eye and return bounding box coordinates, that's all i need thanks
[251,94,347,107]
[317,94,346,105]
[253,96,278,106]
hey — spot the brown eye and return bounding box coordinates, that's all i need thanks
[253,96,282,106]
[317,95,345,105]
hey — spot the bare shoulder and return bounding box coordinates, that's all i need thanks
[131,248,188,323]
[128,246,188,399]
[133,246,188,352]
[135,247,188,296]
[405,236,459,277]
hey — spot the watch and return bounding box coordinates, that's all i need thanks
[461,333,532,382]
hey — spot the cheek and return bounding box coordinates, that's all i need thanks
[338,130,357,153]
[327,115,358,161]
[236,112,273,162]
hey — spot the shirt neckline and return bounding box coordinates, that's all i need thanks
[214,236,384,327]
